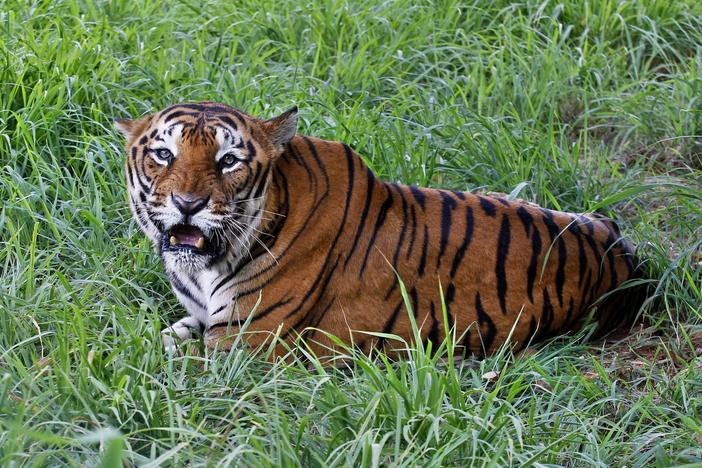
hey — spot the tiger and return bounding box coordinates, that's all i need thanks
[115,101,646,359]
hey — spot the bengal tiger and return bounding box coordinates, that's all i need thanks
[115,101,645,358]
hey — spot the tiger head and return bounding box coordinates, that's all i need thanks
[115,102,297,273]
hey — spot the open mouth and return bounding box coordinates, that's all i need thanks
[164,224,210,254]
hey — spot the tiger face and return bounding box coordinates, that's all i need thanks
[115,102,297,273]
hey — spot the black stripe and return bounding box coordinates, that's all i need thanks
[211,268,240,297]
[252,165,270,199]
[450,206,474,278]
[186,273,202,291]
[125,164,135,188]
[452,190,466,200]
[516,206,533,236]
[282,143,298,164]
[138,135,148,145]
[132,154,152,194]
[541,288,554,334]
[410,287,419,314]
[246,141,257,161]
[479,197,496,217]
[581,270,593,308]
[164,110,197,123]
[578,215,595,235]
[285,142,315,192]
[210,303,228,317]
[516,206,541,303]
[346,168,375,268]
[418,225,429,277]
[475,292,497,355]
[604,231,619,291]
[138,148,152,184]
[427,301,440,346]
[217,115,238,130]
[392,185,409,268]
[409,185,426,209]
[437,191,457,268]
[359,185,393,276]
[382,300,404,334]
[170,275,206,310]
[567,220,588,288]
[302,137,330,185]
[496,214,511,315]
[238,161,263,201]
[131,202,147,228]
[248,161,264,192]
[384,185,409,300]
[584,233,604,300]
[444,283,456,331]
[461,328,472,355]
[172,103,243,116]
[406,204,417,260]
[526,225,543,304]
[541,210,566,307]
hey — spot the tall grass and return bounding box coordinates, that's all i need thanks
[0,0,701,465]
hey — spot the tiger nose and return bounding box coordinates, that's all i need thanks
[171,192,209,215]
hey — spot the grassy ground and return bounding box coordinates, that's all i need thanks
[1,0,701,465]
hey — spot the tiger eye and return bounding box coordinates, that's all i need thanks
[156,148,173,162]
[221,153,237,166]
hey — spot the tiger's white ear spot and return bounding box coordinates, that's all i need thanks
[264,106,298,149]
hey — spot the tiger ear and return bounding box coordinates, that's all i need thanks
[264,106,298,149]
[114,116,150,141]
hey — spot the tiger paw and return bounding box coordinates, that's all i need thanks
[162,331,180,354]
[162,316,202,353]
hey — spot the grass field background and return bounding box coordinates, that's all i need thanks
[1,0,701,465]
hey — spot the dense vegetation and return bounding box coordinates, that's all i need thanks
[1,0,701,465]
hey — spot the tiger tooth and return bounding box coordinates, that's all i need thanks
[170,235,177,246]
[195,237,205,250]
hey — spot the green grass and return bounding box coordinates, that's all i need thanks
[1,0,701,465]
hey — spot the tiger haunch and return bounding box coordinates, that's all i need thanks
[116,102,645,358]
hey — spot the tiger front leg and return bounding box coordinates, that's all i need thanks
[162,316,203,353]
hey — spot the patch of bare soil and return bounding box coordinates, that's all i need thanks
[589,323,702,387]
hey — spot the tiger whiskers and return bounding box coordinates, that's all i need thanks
[231,196,286,219]
[222,216,279,265]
